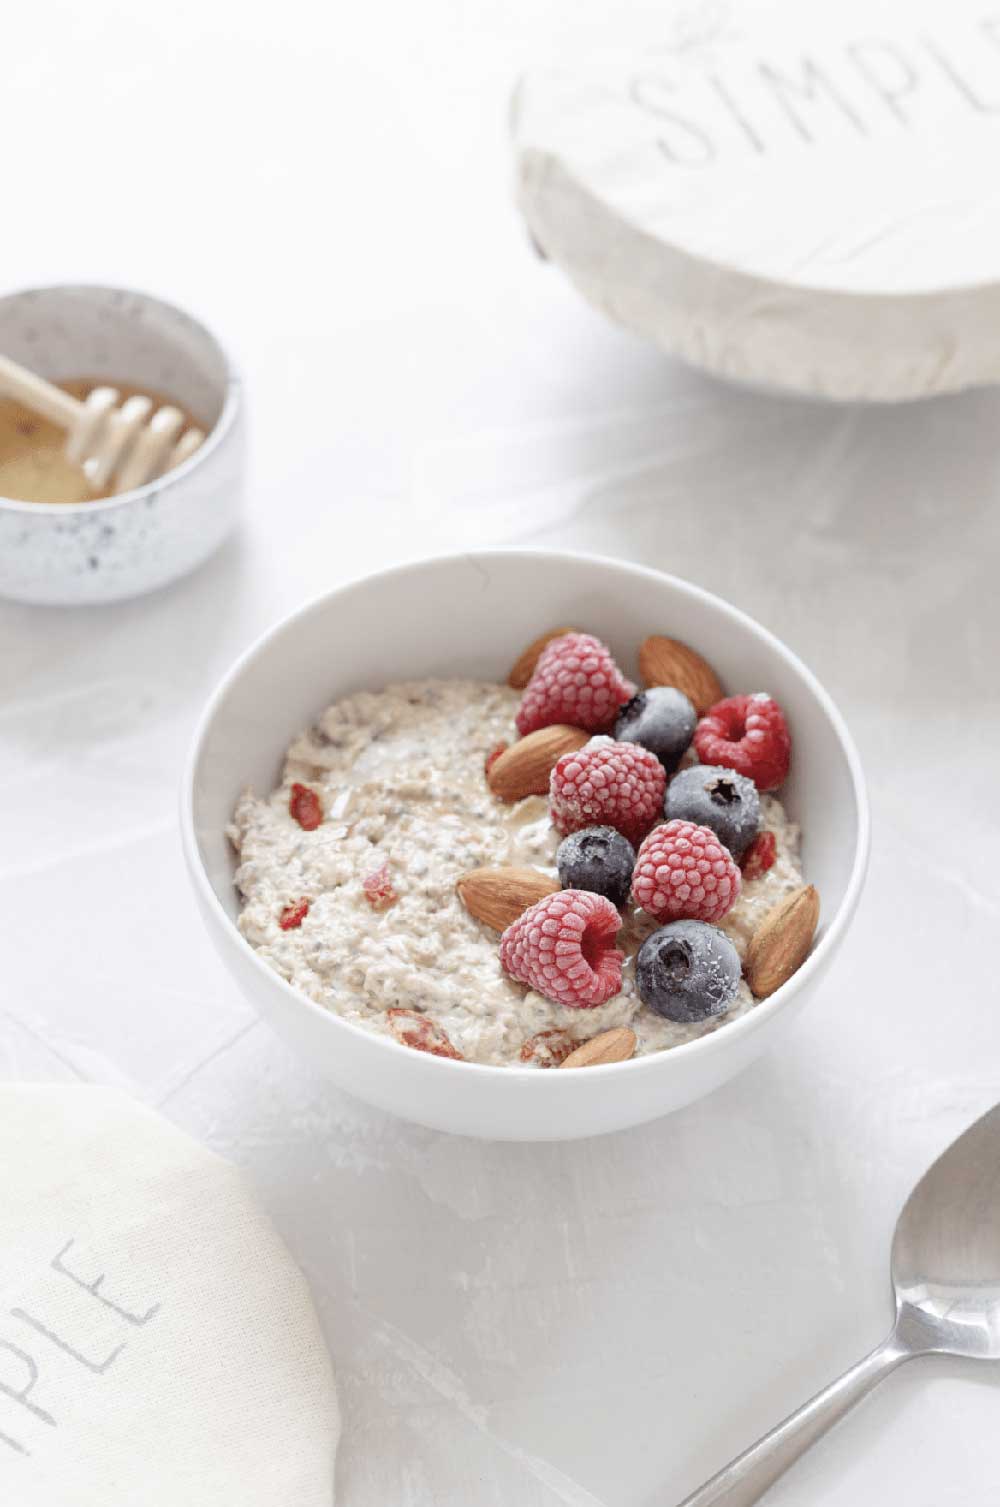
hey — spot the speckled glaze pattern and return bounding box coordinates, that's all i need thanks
[0,286,244,605]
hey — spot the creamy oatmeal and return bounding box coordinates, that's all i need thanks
[229,679,804,1066]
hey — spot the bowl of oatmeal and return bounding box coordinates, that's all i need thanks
[182,550,868,1140]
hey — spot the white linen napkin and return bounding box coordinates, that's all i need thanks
[0,1084,339,1506]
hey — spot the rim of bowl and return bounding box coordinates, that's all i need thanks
[181,547,871,1082]
[0,282,242,517]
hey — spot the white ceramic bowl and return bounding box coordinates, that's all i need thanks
[0,284,244,605]
[182,550,869,1141]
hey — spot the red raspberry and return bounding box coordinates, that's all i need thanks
[289,782,323,830]
[550,736,665,847]
[279,898,310,930]
[499,890,624,1009]
[632,819,741,924]
[693,694,790,792]
[741,830,777,881]
[516,632,633,736]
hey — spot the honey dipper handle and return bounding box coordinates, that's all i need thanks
[0,352,83,430]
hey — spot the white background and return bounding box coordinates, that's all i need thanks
[2,2,1000,1504]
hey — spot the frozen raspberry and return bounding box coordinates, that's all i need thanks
[363,862,397,909]
[516,632,633,736]
[279,898,310,930]
[741,830,777,881]
[631,819,741,924]
[499,889,623,1009]
[693,694,790,792]
[550,736,665,847]
[289,782,323,830]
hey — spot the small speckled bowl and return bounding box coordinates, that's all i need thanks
[0,285,244,605]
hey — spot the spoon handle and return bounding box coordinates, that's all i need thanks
[674,1334,911,1507]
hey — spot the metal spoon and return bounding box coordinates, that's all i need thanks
[676,1103,1000,1506]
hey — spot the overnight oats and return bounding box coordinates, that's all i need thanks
[229,631,818,1068]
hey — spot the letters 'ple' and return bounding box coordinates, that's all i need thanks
[0,1238,160,1457]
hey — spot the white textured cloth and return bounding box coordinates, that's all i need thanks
[512,0,1000,400]
[0,1085,338,1506]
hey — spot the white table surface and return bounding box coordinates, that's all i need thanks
[3,2,1000,1503]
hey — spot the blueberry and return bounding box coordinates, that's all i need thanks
[636,920,740,1023]
[664,763,759,858]
[614,687,696,772]
[556,826,635,908]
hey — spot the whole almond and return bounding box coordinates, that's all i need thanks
[638,635,723,715]
[560,1026,637,1069]
[745,884,820,998]
[487,724,589,801]
[507,626,577,688]
[457,866,559,932]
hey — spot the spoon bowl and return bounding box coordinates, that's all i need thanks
[892,1103,1000,1361]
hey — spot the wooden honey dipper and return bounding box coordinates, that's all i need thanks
[0,352,205,494]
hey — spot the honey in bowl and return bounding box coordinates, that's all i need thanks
[0,378,205,504]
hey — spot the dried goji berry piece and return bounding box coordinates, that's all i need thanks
[740,830,777,882]
[519,1028,576,1067]
[386,1009,463,1060]
[289,782,322,831]
[484,742,508,778]
[363,862,397,909]
[279,899,310,930]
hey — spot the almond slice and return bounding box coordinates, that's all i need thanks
[487,724,589,801]
[507,626,578,688]
[457,866,559,932]
[745,884,820,999]
[560,1026,637,1069]
[638,635,723,715]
